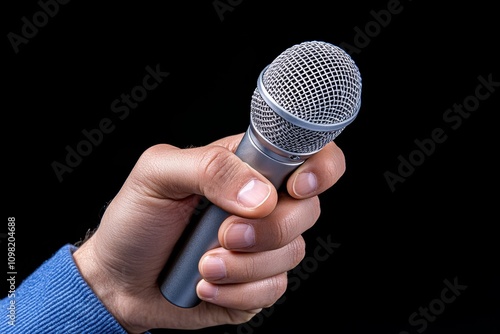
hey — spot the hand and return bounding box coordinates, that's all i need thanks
[73,133,345,333]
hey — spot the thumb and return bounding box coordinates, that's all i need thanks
[129,143,278,218]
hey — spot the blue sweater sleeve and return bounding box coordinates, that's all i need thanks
[0,244,147,334]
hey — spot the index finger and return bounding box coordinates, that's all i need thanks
[286,141,346,199]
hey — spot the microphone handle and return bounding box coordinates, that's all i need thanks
[159,127,303,308]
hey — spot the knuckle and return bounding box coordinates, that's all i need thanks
[198,146,238,193]
[296,196,321,232]
[330,145,346,180]
[310,196,321,222]
[267,273,288,302]
[136,144,164,169]
[272,215,289,249]
[139,143,172,162]
[288,236,306,266]
[270,197,321,249]
[131,144,173,189]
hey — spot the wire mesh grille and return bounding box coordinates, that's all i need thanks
[251,41,362,154]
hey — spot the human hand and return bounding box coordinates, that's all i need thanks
[73,132,345,333]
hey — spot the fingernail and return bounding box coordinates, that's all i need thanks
[224,223,255,249]
[237,179,271,209]
[293,172,318,197]
[200,256,226,280]
[197,280,218,300]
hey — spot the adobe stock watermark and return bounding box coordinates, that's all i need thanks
[399,276,467,334]
[340,0,413,56]
[7,0,71,54]
[224,235,341,334]
[51,63,170,183]
[213,0,243,22]
[384,73,499,192]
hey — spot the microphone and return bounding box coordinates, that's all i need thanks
[159,40,362,308]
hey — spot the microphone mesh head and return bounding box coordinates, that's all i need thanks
[251,41,362,154]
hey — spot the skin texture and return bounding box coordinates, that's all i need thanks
[73,133,346,333]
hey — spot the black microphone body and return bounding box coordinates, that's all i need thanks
[159,41,362,308]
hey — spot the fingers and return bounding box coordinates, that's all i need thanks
[287,141,346,199]
[200,236,306,283]
[197,195,318,308]
[218,194,320,252]
[196,273,289,309]
[128,138,277,218]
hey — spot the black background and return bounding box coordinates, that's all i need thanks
[3,1,499,333]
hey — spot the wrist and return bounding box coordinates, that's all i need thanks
[73,239,134,333]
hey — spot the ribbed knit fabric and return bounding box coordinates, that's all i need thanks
[0,244,150,334]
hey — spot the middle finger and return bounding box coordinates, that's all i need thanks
[218,193,321,252]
